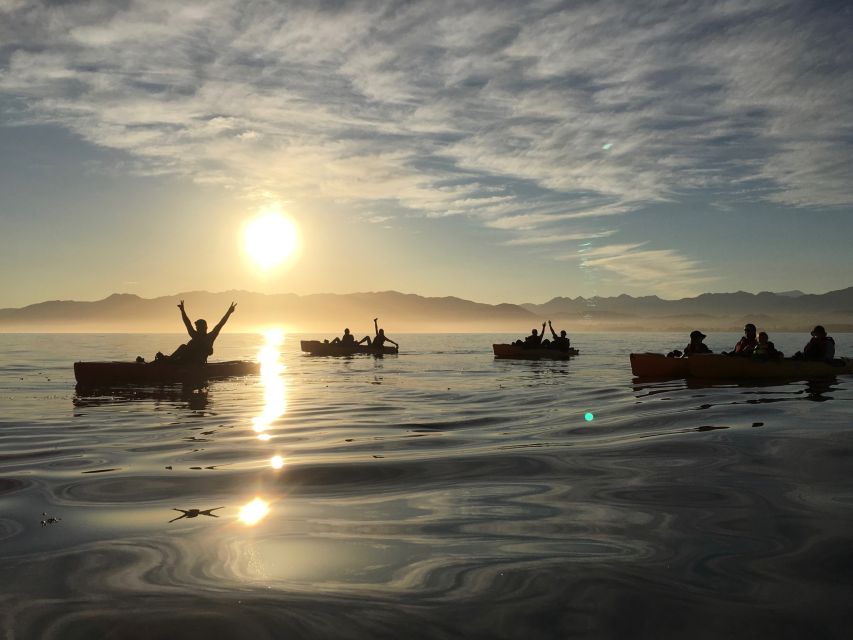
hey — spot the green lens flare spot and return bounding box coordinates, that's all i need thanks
[584,412,594,422]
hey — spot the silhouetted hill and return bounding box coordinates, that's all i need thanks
[1,288,851,332]
[520,287,853,332]
[0,290,538,333]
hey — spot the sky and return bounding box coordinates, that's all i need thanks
[1,0,852,308]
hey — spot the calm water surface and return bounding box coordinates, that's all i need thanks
[1,332,852,639]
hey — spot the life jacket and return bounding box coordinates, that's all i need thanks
[734,336,758,353]
[804,336,835,360]
[684,342,710,355]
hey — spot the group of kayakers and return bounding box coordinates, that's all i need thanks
[328,319,399,350]
[512,321,572,352]
[151,302,399,363]
[144,299,837,367]
[669,323,836,362]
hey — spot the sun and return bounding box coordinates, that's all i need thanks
[243,209,299,270]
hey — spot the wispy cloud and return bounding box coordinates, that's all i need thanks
[567,242,716,296]
[1,0,850,293]
[503,230,618,246]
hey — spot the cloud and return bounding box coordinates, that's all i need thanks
[0,0,850,292]
[503,230,618,246]
[566,242,716,296]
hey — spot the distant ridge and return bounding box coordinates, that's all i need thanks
[1,288,852,333]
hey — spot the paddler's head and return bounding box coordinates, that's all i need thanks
[744,323,756,337]
[195,319,208,334]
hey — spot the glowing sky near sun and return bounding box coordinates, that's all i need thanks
[1,1,852,307]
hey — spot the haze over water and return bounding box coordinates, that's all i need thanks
[2,332,853,639]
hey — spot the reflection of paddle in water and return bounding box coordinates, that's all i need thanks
[169,507,224,523]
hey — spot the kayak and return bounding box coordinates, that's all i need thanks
[687,354,853,380]
[630,352,853,380]
[493,344,579,360]
[300,340,398,356]
[630,353,692,378]
[74,360,260,386]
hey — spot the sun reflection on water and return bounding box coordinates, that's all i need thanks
[238,497,270,526]
[252,329,286,440]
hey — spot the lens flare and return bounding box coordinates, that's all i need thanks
[271,455,284,469]
[584,412,594,422]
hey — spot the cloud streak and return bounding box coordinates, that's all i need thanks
[570,242,716,297]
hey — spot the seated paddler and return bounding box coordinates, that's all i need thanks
[156,300,237,364]
[683,330,712,356]
[513,323,546,349]
[800,325,835,362]
[331,328,356,346]
[359,318,398,350]
[546,320,571,351]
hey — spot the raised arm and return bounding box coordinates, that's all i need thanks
[210,302,237,340]
[178,300,196,338]
[374,318,379,336]
[548,320,558,340]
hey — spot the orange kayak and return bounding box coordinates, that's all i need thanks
[631,352,853,380]
[630,353,692,378]
[687,354,853,379]
[493,344,579,360]
[300,340,398,356]
[74,360,259,386]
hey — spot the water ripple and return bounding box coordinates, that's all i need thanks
[2,333,853,638]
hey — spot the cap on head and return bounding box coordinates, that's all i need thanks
[812,325,827,336]
[758,331,768,340]
[195,319,208,332]
[690,330,706,340]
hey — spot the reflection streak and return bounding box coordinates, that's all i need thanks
[252,329,287,440]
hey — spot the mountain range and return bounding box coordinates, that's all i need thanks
[1,288,852,333]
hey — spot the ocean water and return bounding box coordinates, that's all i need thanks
[1,331,852,639]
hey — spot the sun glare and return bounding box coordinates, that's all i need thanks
[239,497,270,526]
[243,208,298,270]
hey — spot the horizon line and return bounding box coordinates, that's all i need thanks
[4,285,849,311]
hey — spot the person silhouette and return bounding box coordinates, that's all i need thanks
[331,328,356,346]
[359,318,399,350]
[156,300,237,364]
